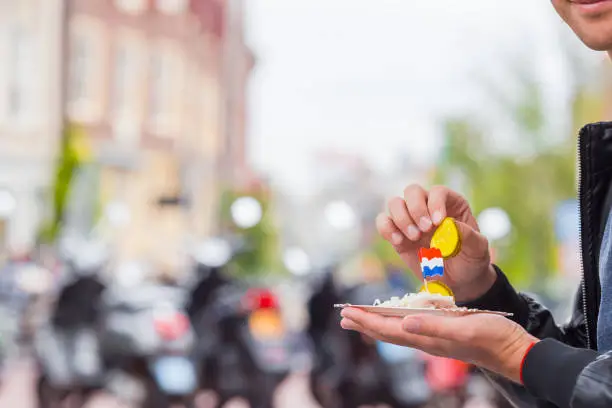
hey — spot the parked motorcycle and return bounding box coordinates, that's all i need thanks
[216,285,292,408]
[33,239,108,408]
[101,274,197,408]
[0,260,53,389]
[0,304,18,389]
[306,267,348,408]
[185,238,234,395]
[190,277,291,408]
[186,237,291,407]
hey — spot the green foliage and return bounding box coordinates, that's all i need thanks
[433,48,609,290]
[38,124,91,244]
[369,234,405,270]
[572,87,605,136]
[393,40,602,291]
[435,94,583,290]
[219,187,283,277]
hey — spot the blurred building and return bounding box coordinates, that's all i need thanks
[220,0,255,186]
[278,150,385,264]
[312,150,384,235]
[64,0,254,264]
[0,1,65,252]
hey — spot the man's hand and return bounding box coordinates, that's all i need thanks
[376,184,496,302]
[341,308,538,383]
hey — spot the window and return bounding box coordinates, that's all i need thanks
[6,24,36,121]
[69,35,90,105]
[68,17,107,123]
[112,37,143,144]
[112,43,129,114]
[148,51,165,122]
[147,44,184,136]
[7,26,25,116]
[147,49,174,131]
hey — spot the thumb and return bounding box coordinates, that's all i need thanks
[453,219,489,260]
[402,314,466,341]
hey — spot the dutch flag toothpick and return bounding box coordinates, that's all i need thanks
[418,247,444,279]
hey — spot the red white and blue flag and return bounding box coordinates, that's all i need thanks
[418,247,444,278]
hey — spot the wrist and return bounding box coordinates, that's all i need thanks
[454,264,497,303]
[503,334,539,384]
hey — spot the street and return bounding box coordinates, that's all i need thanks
[0,358,320,408]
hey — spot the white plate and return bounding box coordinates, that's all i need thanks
[334,304,513,318]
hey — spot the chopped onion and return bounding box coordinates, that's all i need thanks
[373,292,455,309]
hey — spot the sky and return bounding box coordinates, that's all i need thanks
[245,0,597,196]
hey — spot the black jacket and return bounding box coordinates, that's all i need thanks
[462,122,612,408]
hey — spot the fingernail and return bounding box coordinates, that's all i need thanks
[391,233,404,245]
[407,225,420,240]
[403,318,421,332]
[341,319,359,331]
[419,217,432,231]
[432,211,443,225]
[341,309,353,319]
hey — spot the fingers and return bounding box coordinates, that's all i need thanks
[340,317,361,331]
[341,318,380,339]
[454,219,489,260]
[342,318,387,344]
[376,213,405,247]
[341,308,405,339]
[428,185,476,229]
[340,310,441,351]
[388,197,420,241]
[383,185,481,249]
[427,185,450,226]
[403,184,433,233]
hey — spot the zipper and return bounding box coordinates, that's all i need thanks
[577,128,591,350]
[577,125,599,350]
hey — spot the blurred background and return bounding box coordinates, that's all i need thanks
[0,0,607,407]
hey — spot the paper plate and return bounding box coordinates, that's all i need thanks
[334,304,513,318]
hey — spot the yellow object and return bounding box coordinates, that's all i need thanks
[419,280,454,298]
[248,309,284,340]
[430,217,461,258]
[69,125,93,162]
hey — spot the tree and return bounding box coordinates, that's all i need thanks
[434,68,605,290]
[436,121,570,288]
[38,124,92,244]
[218,183,283,277]
[369,36,605,291]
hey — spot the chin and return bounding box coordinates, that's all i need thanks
[571,21,612,51]
[579,34,612,51]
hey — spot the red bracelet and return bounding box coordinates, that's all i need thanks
[519,341,538,385]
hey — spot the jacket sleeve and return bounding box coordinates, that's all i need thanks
[459,266,601,408]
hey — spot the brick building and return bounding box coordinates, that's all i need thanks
[64,0,252,264]
[220,0,255,186]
